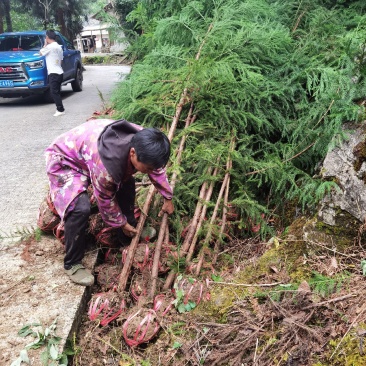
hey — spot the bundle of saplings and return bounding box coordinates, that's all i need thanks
[110,0,366,254]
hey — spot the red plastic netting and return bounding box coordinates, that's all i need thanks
[122,308,160,347]
[37,194,60,233]
[173,276,211,306]
[121,242,176,273]
[88,291,126,327]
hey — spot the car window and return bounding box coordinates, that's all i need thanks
[55,35,63,47]
[0,36,20,51]
[0,35,43,51]
[65,39,74,50]
[59,34,75,50]
[21,36,43,50]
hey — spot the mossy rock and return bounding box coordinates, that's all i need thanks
[195,211,361,324]
[197,218,311,319]
[307,209,362,251]
[313,323,366,366]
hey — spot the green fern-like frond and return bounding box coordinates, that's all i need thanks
[112,0,366,237]
[309,271,350,298]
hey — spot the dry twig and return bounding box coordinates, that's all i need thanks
[330,298,366,359]
[209,280,283,287]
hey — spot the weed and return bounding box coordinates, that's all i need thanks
[11,318,72,366]
[309,271,350,297]
[96,87,109,112]
[34,228,43,242]
[168,321,186,337]
[172,275,197,313]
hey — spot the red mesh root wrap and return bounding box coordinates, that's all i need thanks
[173,276,211,306]
[95,263,121,291]
[53,222,65,244]
[88,291,126,327]
[122,309,160,347]
[153,294,174,316]
[37,194,60,233]
[122,242,176,273]
[89,213,119,247]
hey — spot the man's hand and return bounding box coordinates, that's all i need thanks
[122,222,137,237]
[158,199,174,217]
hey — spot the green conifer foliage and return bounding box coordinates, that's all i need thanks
[112,0,366,234]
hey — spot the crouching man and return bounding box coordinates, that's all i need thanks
[45,119,174,286]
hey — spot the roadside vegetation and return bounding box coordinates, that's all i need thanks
[0,0,94,40]
[82,54,131,65]
[68,1,366,365]
[5,0,366,364]
[110,0,366,237]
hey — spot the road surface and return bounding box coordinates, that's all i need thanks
[0,65,130,240]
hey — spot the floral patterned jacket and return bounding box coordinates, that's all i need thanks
[45,119,173,227]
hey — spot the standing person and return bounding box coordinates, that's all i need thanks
[86,37,91,53]
[89,37,95,53]
[45,119,174,286]
[40,29,65,117]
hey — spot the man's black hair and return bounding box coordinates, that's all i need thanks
[46,30,57,40]
[130,128,170,169]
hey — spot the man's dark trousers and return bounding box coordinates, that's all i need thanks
[49,73,65,112]
[63,177,136,269]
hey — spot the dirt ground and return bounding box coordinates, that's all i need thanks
[0,234,96,366]
[4,216,366,365]
[71,227,366,366]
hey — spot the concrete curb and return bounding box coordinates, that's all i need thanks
[0,236,98,365]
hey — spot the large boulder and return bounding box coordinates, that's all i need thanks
[318,123,366,226]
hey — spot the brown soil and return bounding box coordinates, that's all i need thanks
[5,217,366,365]
[95,263,121,292]
[70,231,366,366]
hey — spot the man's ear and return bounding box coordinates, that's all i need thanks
[129,147,136,157]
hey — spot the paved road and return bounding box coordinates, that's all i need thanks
[0,65,130,239]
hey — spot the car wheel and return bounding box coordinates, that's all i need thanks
[71,67,83,92]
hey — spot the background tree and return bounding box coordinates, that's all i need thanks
[10,4,42,30]
[7,0,93,39]
[110,0,366,238]
[0,0,12,32]
[0,2,4,33]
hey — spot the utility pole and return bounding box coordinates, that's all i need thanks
[38,0,54,30]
